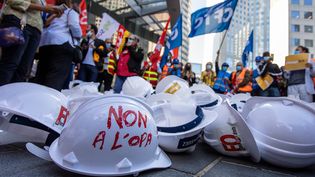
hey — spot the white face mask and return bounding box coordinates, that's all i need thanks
[166,62,171,67]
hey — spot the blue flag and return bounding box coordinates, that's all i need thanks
[189,0,238,38]
[161,15,182,68]
[166,14,182,50]
[242,30,254,67]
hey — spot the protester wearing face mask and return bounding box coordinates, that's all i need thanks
[182,62,196,86]
[113,34,144,93]
[231,62,252,94]
[257,51,282,97]
[78,24,107,82]
[160,53,173,80]
[201,62,216,87]
[251,56,263,96]
[97,38,115,92]
[213,51,231,93]
[284,46,315,102]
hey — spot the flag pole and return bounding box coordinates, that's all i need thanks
[216,0,239,60]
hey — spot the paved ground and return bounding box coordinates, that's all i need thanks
[0,142,314,177]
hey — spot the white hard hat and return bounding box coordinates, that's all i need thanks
[242,97,315,168]
[49,95,171,176]
[189,84,222,109]
[62,81,102,99]
[229,93,251,112]
[155,76,191,99]
[0,83,69,134]
[147,94,217,153]
[0,112,48,145]
[122,76,154,98]
[203,100,260,162]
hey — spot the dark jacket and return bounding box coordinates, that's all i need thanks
[81,38,107,71]
[258,62,282,87]
[125,46,144,75]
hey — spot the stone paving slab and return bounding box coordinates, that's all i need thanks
[0,142,314,177]
[203,161,295,177]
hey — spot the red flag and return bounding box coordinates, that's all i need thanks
[115,25,130,55]
[149,17,171,66]
[46,0,55,5]
[171,47,179,59]
[79,0,88,36]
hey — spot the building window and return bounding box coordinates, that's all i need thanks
[291,0,299,4]
[304,0,313,5]
[305,39,314,47]
[292,38,301,46]
[305,25,313,33]
[291,24,300,32]
[291,10,300,19]
[304,11,313,19]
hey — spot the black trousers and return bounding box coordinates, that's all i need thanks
[97,69,113,92]
[35,43,73,91]
[0,15,41,86]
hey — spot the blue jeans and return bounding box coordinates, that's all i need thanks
[114,75,127,93]
[78,64,98,82]
[259,86,280,97]
[0,15,41,86]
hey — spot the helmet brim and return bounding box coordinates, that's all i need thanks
[49,139,171,176]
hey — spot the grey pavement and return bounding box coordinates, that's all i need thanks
[0,142,314,177]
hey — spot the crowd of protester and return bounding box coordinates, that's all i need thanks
[0,0,314,103]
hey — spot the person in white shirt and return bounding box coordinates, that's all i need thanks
[35,0,82,91]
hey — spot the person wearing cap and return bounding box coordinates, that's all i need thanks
[169,58,181,78]
[252,56,263,96]
[113,34,144,93]
[231,62,252,94]
[213,52,231,94]
[284,46,315,102]
[201,62,216,87]
[257,51,282,97]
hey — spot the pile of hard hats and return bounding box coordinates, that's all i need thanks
[1,76,315,177]
[242,97,315,168]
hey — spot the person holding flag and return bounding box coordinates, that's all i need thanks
[213,52,231,94]
[142,17,170,87]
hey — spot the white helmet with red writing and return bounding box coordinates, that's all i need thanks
[0,83,69,145]
[229,93,251,113]
[242,97,315,168]
[155,75,191,99]
[146,93,217,153]
[189,84,222,109]
[49,95,171,176]
[122,76,154,99]
[203,100,260,162]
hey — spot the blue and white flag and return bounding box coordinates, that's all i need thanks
[166,14,182,50]
[242,30,254,67]
[189,0,238,38]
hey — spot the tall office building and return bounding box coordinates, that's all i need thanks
[214,0,270,68]
[180,0,191,63]
[270,0,315,65]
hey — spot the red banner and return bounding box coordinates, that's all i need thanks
[149,17,171,66]
[79,0,88,36]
